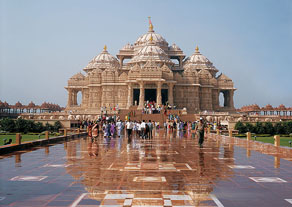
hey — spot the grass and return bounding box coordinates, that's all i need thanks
[236,135,292,147]
[0,134,55,146]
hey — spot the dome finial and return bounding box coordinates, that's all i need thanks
[148,16,154,32]
[103,45,107,51]
[195,45,199,52]
[149,34,153,43]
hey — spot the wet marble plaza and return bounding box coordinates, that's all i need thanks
[0,130,292,207]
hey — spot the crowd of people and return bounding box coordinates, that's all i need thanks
[80,113,222,148]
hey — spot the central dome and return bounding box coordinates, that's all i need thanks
[134,22,169,52]
[129,42,173,65]
[135,32,168,47]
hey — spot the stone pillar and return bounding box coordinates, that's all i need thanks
[168,83,174,106]
[127,83,133,108]
[45,131,49,140]
[246,132,251,141]
[229,129,233,138]
[64,129,67,136]
[138,82,144,109]
[16,133,22,145]
[274,135,280,147]
[156,82,162,106]
[179,57,183,68]
[229,90,234,108]
[73,90,78,105]
[67,89,72,107]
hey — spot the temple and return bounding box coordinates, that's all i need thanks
[65,19,236,114]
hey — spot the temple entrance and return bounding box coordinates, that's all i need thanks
[133,89,140,105]
[144,89,156,102]
[162,89,168,105]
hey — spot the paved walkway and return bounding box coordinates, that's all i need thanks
[0,130,292,207]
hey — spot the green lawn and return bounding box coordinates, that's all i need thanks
[0,134,55,146]
[236,136,292,147]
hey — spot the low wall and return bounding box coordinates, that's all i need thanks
[0,132,88,155]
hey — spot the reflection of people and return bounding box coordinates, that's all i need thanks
[198,149,205,176]
[195,117,206,148]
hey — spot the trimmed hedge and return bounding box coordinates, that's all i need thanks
[234,121,292,135]
[0,118,62,133]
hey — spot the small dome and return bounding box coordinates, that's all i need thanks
[84,47,119,72]
[27,101,36,108]
[15,101,23,108]
[70,72,85,80]
[121,43,134,50]
[183,46,218,74]
[169,43,181,51]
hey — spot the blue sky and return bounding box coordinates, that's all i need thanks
[0,0,291,108]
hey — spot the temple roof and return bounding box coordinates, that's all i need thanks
[183,46,218,73]
[70,72,85,80]
[83,46,119,72]
[129,41,173,65]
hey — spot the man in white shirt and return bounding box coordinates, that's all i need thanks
[140,120,146,138]
[126,120,133,139]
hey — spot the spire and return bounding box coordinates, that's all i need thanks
[103,45,107,51]
[148,16,154,32]
[195,45,199,53]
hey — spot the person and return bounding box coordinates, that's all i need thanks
[147,120,153,139]
[140,120,146,138]
[195,117,206,148]
[92,121,99,138]
[137,121,142,137]
[110,122,116,138]
[116,119,123,137]
[126,120,133,139]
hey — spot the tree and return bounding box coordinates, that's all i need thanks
[245,123,254,133]
[264,122,274,135]
[274,122,285,134]
[34,122,45,133]
[254,122,265,134]
[0,118,15,132]
[53,121,62,132]
[283,121,292,134]
[234,121,247,133]
[15,118,28,133]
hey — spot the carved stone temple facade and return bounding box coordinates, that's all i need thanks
[65,21,236,114]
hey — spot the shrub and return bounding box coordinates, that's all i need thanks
[245,123,254,133]
[234,122,247,133]
[0,118,15,132]
[264,122,274,135]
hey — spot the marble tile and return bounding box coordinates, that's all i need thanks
[163,195,192,200]
[249,177,287,183]
[133,176,166,182]
[123,198,132,206]
[104,194,134,199]
[43,164,71,167]
[228,165,255,169]
[10,176,48,181]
